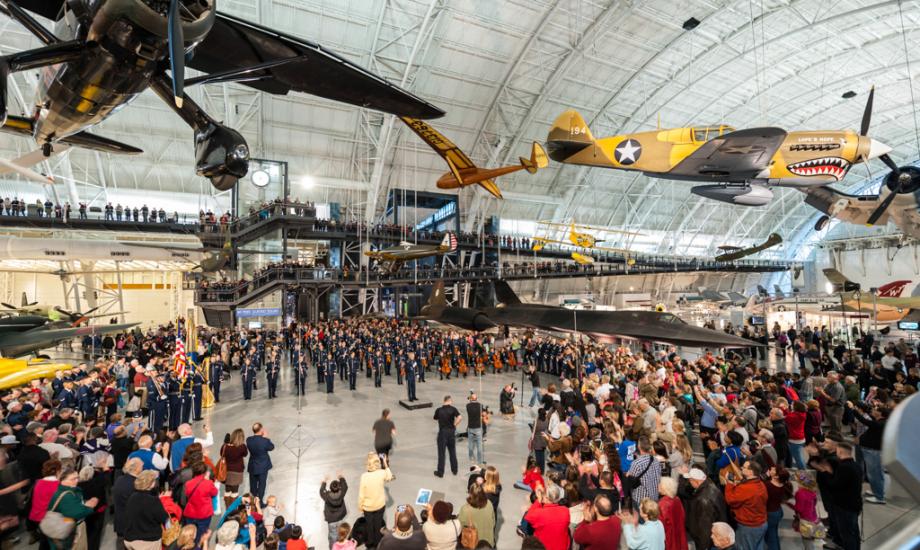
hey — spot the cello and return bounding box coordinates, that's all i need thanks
[458,355,468,378]
[440,355,452,379]
[475,354,486,375]
[507,349,517,370]
[492,351,503,374]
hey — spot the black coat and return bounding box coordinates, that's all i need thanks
[112,474,137,536]
[123,490,168,542]
[320,477,348,522]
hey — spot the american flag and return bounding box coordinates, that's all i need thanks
[174,333,188,379]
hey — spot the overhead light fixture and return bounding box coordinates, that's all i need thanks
[300,175,315,189]
[682,17,700,31]
[825,281,834,295]
[842,90,857,99]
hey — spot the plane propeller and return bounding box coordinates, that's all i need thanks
[54,306,100,326]
[167,0,185,108]
[859,86,920,225]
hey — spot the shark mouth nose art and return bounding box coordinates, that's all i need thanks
[787,157,850,179]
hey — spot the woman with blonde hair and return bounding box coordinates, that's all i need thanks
[358,452,393,548]
[667,435,693,479]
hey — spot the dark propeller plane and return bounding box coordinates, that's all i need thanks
[417,281,758,349]
[0,0,444,188]
[0,314,137,357]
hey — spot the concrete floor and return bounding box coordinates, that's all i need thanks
[16,358,919,549]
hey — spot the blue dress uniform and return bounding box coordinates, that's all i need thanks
[147,375,168,432]
[373,351,383,388]
[250,351,261,390]
[180,377,193,424]
[325,355,335,393]
[256,336,266,364]
[384,343,392,376]
[210,358,224,403]
[295,357,307,395]
[241,360,254,400]
[266,354,280,398]
[58,384,77,409]
[52,377,64,400]
[190,369,205,420]
[396,354,405,385]
[347,352,358,390]
[417,345,427,383]
[166,374,182,430]
[75,382,93,420]
[317,354,325,384]
[405,355,418,401]
[337,348,347,381]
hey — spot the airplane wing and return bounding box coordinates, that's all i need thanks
[667,127,787,180]
[186,12,443,119]
[9,0,66,20]
[121,242,207,253]
[12,323,139,346]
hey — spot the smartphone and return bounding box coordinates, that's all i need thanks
[397,505,407,513]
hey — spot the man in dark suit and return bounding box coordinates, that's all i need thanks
[246,422,274,502]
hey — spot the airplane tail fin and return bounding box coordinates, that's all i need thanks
[419,281,448,317]
[546,110,596,162]
[878,280,911,298]
[440,232,458,252]
[757,285,769,296]
[493,280,522,306]
[519,142,549,174]
[773,285,785,299]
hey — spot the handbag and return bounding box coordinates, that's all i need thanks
[797,516,827,539]
[162,519,181,546]
[215,456,228,483]
[39,491,76,540]
[460,521,479,549]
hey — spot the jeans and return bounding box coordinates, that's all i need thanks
[789,441,807,470]
[735,522,767,550]
[328,520,343,549]
[529,388,541,407]
[861,446,885,499]
[534,449,545,472]
[765,509,782,550]
[468,427,484,463]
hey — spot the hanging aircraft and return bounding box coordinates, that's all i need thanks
[714,233,782,262]
[365,233,458,272]
[532,221,640,265]
[123,228,279,272]
[803,184,920,238]
[824,268,920,321]
[399,117,547,199]
[416,280,759,349]
[546,89,915,223]
[0,0,443,189]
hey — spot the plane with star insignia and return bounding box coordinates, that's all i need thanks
[546,89,919,229]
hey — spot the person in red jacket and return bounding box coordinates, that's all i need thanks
[181,462,219,541]
[524,484,571,550]
[724,460,768,550]
[784,401,807,469]
[658,478,688,550]
[573,495,622,550]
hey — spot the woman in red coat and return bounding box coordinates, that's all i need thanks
[658,477,688,550]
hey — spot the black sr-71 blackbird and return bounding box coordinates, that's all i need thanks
[0,0,444,188]
[417,281,758,349]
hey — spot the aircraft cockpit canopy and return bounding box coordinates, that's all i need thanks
[692,126,735,142]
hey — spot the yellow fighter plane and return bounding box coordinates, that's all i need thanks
[547,88,911,224]
[400,117,548,199]
[532,221,641,265]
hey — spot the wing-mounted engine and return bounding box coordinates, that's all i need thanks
[194,121,249,191]
[690,184,774,206]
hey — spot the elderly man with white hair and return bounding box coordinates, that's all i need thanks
[712,522,736,550]
[169,422,213,471]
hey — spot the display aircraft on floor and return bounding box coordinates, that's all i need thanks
[0,314,136,357]
[0,292,117,325]
[417,281,758,349]
[0,0,443,189]
[546,88,918,227]
[365,233,458,272]
[400,117,547,199]
[824,268,920,322]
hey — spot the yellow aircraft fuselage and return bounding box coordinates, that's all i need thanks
[547,110,889,187]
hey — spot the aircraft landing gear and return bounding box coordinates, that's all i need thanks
[42,142,52,157]
[814,215,830,231]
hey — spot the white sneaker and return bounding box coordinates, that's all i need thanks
[865,496,886,505]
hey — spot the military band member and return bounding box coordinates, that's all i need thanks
[325,354,335,394]
[166,371,182,430]
[317,352,326,385]
[348,350,359,391]
[147,371,169,432]
[294,355,307,396]
[190,367,205,421]
[180,375,193,424]
[241,358,255,401]
[373,350,383,388]
[210,357,224,403]
[405,351,418,402]
[267,352,280,399]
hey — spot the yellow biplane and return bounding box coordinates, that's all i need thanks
[532,221,641,265]
[546,88,914,225]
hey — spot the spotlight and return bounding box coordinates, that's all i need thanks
[299,175,315,189]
